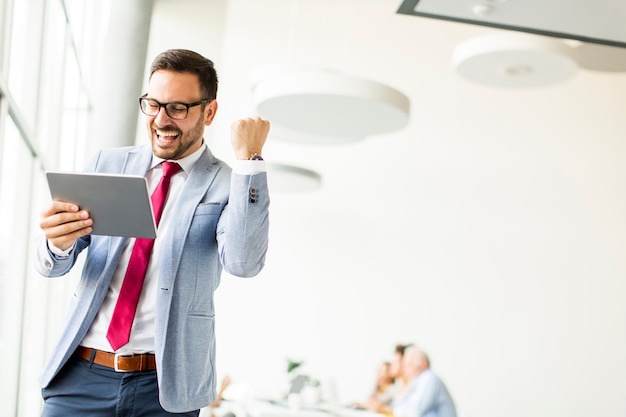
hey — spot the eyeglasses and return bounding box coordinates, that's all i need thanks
[139,94,210,120]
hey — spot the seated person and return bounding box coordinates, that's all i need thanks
[355,361,395,409]
[358,344,412,413]
[391,347,457,417]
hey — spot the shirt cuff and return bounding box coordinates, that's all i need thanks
[232,159,267,175]
[48,241,75,257]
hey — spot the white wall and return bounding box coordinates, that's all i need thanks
[148,2,626,417]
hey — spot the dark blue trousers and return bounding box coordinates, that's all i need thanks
[41,355,200,417]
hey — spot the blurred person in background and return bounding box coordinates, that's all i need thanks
[357,343,413,413]
[392,346,456,417]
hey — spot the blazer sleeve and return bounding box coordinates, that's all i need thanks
[216,171,269,277]
[34,235,90,277]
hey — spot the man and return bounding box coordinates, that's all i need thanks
[35,49,270,416]
[392,346,457,417]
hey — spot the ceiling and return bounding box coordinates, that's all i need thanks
[147,0,626,207]
[145,1,626,416]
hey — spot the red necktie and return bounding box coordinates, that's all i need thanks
[106,161,181,351]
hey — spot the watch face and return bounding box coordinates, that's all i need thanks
[250,155,264,161]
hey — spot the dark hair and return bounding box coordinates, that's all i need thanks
[149,49,218,100]
[395,343,413,356]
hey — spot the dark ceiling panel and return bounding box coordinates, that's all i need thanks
[397,0,626,49]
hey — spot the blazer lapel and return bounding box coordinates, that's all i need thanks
[158,147,222,287]
[123,144,153,176]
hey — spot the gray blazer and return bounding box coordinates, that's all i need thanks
[34,143,269,412]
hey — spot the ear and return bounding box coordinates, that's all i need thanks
[203,100,218,126]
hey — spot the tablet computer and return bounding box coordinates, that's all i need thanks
[46,171,157,239]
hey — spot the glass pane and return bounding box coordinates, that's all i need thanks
[36,0,67,168]
[7,0,45,129]
[0,116,34,415]
[59,43,81,169]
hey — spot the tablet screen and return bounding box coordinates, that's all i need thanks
[46,171,157,239]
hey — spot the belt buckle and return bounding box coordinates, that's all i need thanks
[114,353,134,372]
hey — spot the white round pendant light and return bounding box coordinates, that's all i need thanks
[250,67,410,143]
[453,32,579,88]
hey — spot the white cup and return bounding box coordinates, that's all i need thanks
[288,393,302,411]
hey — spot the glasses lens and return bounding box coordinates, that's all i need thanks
[140,98,160,116]
[165,103,188,120]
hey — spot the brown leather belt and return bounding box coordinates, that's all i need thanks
[76,346,156,372]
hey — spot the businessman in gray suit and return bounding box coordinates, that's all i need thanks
[35,49,270,416]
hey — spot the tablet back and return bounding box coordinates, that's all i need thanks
[46,171,157,239]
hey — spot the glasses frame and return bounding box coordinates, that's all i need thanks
[139,94,210,120]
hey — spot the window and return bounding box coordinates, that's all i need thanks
[0,116,33,417]
[0,0,112,414]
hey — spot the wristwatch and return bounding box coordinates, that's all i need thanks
[249,153,263,161]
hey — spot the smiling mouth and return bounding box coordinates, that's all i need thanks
[155,128,180,144]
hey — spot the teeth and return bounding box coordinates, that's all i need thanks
[156,129,178,137]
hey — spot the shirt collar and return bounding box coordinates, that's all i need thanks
[150,141,207,174]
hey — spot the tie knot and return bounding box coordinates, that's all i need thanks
[161,161,181,178]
